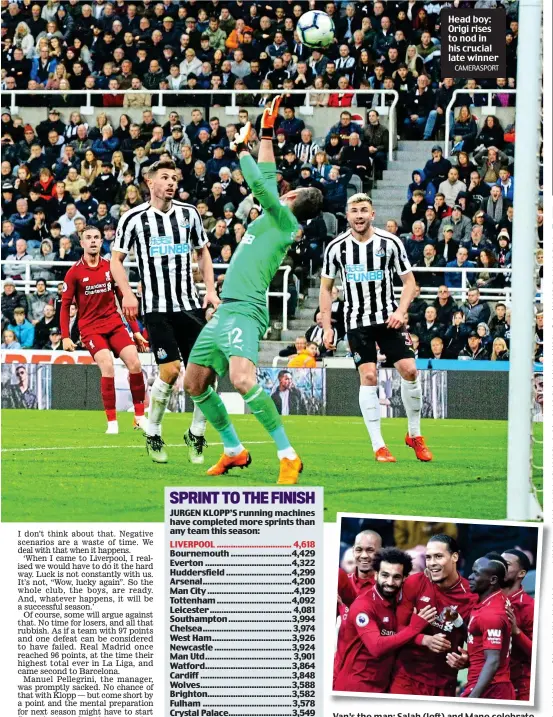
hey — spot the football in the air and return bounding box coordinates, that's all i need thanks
[297,10,335,48]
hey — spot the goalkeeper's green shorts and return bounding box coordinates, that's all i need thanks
[189,300,269,377]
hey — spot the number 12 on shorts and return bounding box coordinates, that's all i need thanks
[228,327,243,351]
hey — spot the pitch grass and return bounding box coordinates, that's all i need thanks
[1,410,543,523]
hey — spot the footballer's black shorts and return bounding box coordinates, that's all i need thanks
[348,324,415,367]
[145,310,206,365]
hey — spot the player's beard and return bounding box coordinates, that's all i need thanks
[376,580,400,600]
[351,217,372,238]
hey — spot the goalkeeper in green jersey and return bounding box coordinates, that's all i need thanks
[185,96,323,485]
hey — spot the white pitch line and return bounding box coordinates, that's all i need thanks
[2,440,274,454]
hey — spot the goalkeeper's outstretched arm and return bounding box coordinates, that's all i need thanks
[234,96,283,215]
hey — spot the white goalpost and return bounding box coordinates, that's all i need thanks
[506,0,543,520]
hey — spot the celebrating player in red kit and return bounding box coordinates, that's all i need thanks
[334,548,438,693]
[60,225,148,434]
[501,548,534,700]
[450,552,515,700]
[389,534,476,697]
[334,530,383,679]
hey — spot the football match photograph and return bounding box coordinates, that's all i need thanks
[333,514,541,704]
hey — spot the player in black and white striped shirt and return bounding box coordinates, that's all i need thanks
[320,193,433,463]
[111,159,220,464]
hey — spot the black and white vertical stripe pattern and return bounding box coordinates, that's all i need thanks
[113,200,208,314]
[294,141,320,164]
[322,227,412,330]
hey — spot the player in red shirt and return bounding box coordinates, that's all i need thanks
[334,530,382,679]
[389,534,477,697]
[501,548,534,701]
[334,548,438,693]
[60,226,148,434]
[451,552,515,700]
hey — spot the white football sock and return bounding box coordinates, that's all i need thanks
[147,377,172,436]
[401,377,422,438]
[359,385,385,451]
[277,448,298,461]
[190,403,207,437]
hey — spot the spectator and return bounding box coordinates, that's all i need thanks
[288,341,318,368]
[462,224,494,262]
[407,283,428,328]
[3,237,32,280]
[444,310,472,358]
[476,322,493,352]
[213,243,233,279]
[91,125,119,162]
[325,111,357,147]
[9,198,35,242]
[91,162,120,206]
[433,285,456,327]
[416,306,444,358]
[476,115,505,149]
[483,184,510,226]
[467,170,491,208]
[339,133,371,184]
[55,236,81,276]
[363,109,389,179]
[48,325,64,350]
[400,189,427,233]
[445,204,472,244]
[459,331,490,360]
[424,145,452,191]
[474,145,510,185]
[123,77,152,108]
[445,246,476,289]
[424,206,441,241]
[1,277,28,324]
[328,75,356,107]
[429,336,446,360]
[451,105,478,153]
[1,329,21,349]
[496,167,515,201]
[455,151,477,186]
[490,337,510,361]
[404,221,431,265]
[30,239,57,282]
[489,302,508,338]
[27,278,55,325]
[321,166,349,215]
[279,336,307,359]
[416,243,445,288]
[423,77,455,140]
[32,302,58,348]
[306,312,337,358]
[461,288,491,329]
[403,75,435,139]
[7,306,35,348]
[438,167,467,208]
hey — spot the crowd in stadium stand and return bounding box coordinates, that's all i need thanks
[0,1,541,364]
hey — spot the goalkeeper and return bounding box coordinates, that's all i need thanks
[184,96,323,485]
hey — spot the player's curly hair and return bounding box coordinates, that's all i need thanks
[291,187,324,222]
[372,547,413,576]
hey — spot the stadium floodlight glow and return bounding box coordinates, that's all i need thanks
[506,0,543,521]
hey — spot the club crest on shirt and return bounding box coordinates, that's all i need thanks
[375,248,386,257]
[356,612,369,627]
[157,348,168,360]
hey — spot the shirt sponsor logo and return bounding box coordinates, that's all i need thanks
[380,628,395,636]
[355,612,369,627]
[345,263,383,282]
[487,628,502,645]
[149,235,190,257]
[242,233,255,245]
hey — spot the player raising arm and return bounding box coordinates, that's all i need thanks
[184,96,324,485]
[320,194,432,463]
[334,548,438,694]
[60,225,148,434]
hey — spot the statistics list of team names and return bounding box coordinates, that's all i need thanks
[165,487,323,717]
